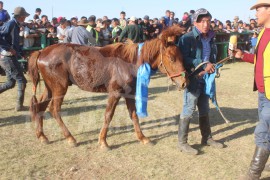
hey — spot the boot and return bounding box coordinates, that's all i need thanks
[178,117,198,155]
[245,146,270,180]
[15,83,26,111]
[199,115,224,149]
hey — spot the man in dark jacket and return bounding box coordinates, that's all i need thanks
[0,1,10,26]
[119,16,142,43]
[0,7,29,111]
[177,8,224,155]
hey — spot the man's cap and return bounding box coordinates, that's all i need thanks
[250,0,270,10]
[130,16,136,22]
[159,17,165,21]
[77,19,90,26]
[112,18,119,22]
[36,8,41,12]
[13,7,30,17]
[143,15,149,20]
[25,19,33,24]
[193,8,212,22]
[88,15,96,22]
[234,16,239,20]
[182,15,188,21]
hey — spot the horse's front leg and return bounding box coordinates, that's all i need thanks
[124,97,151,145]
[99,93,120,150]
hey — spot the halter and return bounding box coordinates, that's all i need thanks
[158,45,186,80]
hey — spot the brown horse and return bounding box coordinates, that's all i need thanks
[28,26,187,150]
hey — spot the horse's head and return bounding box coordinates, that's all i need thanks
[156,26,188,90]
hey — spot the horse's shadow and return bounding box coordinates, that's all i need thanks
[63,94,108,105]
[75,107,258,149]
[0,114,30,127]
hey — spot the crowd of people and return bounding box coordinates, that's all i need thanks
[0,1,262,53]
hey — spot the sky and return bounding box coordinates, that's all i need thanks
[4,0,257,23]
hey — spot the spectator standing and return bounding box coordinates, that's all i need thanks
[168,11,175,27]
[65,19,95,46]
[41,15,48,28]
[99,20,111,46]
[232,16,240,29]
[33,8,41,21]
[57,18,69,43]
[111,18,122,43]
[119,16,142,43]
[141,15,153,41]
[23,20,40,48]
[0,1,10,26]
[0,7,29,111]
[86,16,99,46]
[250,31,258,54]
[179,15,192,33]
[189,10,195,24]
[164,10,170,27]
[119,11,127,29]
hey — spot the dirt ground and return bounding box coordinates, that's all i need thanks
[0,62,270,180]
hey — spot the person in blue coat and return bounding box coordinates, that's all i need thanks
[0,7,29,111]
[177,8,224,155]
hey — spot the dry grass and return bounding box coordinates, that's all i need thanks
[0,62,270,179]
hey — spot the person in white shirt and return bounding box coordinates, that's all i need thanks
[23,20,40,48]
[57,18,69,43]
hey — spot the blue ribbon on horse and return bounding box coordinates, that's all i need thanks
[135,43,157,118]
[203,63,223,110]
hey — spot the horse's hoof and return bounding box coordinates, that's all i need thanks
[141,137,151,145]
[39,136,50,144]
[99,144,111,151]
[67,138,77,147]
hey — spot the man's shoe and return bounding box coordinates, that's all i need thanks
[179,143,199,155]
[202,138,224,149]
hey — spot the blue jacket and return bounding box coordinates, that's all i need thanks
[177,27,217,91]
[0,18,21,53]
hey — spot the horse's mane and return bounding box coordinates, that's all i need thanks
[99,38,163,66]
[99,42,138,64]
[98,25,184,66]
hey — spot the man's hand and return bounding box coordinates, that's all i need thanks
[204,62,215,74]
[233,49,244,59]
[197,71,206,79]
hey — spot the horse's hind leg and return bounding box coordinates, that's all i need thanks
[124,97,151,145]
[35,86,52,144]
[99,93,121,150]
[50,88,77,147]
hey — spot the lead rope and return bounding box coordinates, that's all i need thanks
[192,57,232,124]
[159,46,172,92]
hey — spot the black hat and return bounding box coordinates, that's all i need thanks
[88,15,96,22]
[193,8,212,22]
[111,18,119,22]
[144,15,149,20]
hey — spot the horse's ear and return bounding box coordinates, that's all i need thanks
[160,26,184,46]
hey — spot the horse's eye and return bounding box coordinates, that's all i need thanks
[170,56,175,62]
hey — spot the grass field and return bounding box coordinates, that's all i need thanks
[0,62,270,179]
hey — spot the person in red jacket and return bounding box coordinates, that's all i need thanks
[234,0,270,179]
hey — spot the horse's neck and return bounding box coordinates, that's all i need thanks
[139,39,160,69]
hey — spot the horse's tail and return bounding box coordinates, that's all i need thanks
[28,51,41,122]
[28,50,41,95]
